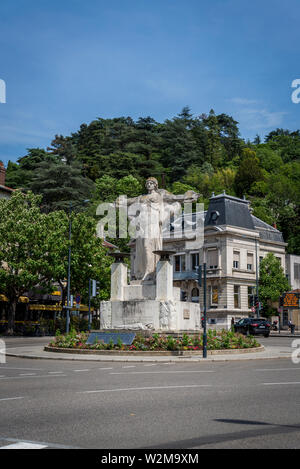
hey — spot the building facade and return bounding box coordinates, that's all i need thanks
[163,193,287,329]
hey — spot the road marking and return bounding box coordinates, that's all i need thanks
[0,397,24,402]
[73,369,90,372]
[262,382,300,386]
[0,375,66,380]
[143,364,156,367]
[98,367,113,370]
[256,368,300,371]
[19,373,36,376]
[0,442,47,449]
[122,366,136,369]
[48,371,64,374]
[110,370,216,375]
[78,384,213,394]
[0,438,79,450]
[0,367,44,371]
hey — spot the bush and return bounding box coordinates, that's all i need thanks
[49,330,259,351]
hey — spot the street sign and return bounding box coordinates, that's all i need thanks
[75,294,81,309]
[282,293,300,308]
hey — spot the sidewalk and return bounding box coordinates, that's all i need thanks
[270,331,300,337]
[4,343,294,362]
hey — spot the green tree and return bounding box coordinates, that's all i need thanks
[0,192,55,334]
[259,253,290,312]
[234,148,264,197]
[29,159,94,212]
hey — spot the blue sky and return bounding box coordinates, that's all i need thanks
[0,0,300,165]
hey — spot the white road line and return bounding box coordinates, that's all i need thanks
[143,364,156,367]
[0,442,47,449]
[48,371,64,374]
[110,370,215,375]
[0,397,24,402]
[19,373,36,376]
[78,384,213,394]
[256,368,300,371]
[0,367,44,371]
[122,366,136,369]
[73,369,90,372]
[0,375,67,380]
[99,367,113,370]
[262,382,300,386]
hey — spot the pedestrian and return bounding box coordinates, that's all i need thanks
[288,320,295,335]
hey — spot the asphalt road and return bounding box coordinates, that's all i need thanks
[0,336,300,449]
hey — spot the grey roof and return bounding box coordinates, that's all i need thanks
[163,193,285,244]
[205,194,255,230]
[251,215,284,243]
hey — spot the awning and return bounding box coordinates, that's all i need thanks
[0,295,29,303]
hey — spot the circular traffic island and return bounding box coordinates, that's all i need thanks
[45,330,264,356]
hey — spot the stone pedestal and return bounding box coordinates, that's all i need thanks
[110,262,127,300]
[100,255,201,332]
[156,259,173,301]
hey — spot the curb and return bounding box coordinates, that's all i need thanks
[44,345,265,356]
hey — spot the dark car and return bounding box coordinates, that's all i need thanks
[234,318,271,337]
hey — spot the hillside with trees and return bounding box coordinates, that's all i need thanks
[5,107,300,255]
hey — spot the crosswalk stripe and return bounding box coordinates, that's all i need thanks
[0,442,47,449]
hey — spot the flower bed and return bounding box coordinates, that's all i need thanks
[48,329,260,352]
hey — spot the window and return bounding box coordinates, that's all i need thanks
[210,286,219,305]
[174,255,186,272]
[234,285,240,308]
[295,263,300,280]
[191,287,199,303]
[233,251,240,269]
[248,286,255,308]
[247,253,254,271]
[207,249,218,269]
[191,253,199,271]
[181,290,187,302]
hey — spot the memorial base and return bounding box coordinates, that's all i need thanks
[100,299,201,332]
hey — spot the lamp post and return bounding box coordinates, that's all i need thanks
[65,199,90,334]
[255,237,260,319]
[198,263,207,359]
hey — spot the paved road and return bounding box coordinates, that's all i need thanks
[0,339,300,449]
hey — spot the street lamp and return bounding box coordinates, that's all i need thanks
[66,199,90,333]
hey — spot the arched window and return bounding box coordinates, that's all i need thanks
[191,287,199,302]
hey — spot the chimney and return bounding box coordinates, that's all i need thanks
[0,161,5,186]
[272,222,277,229]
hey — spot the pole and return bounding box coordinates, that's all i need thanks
[255,238,260,319]
[66,202,72,334]
[88,279,92,332]
[203,263,207,359]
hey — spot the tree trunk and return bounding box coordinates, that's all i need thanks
[7,299,17,335]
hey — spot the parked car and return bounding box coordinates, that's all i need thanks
[234,318,271,337]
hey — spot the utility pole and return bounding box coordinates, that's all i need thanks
[255,237,260,319]
[198,263,207,358]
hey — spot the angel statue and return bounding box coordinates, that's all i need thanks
[115,177,199,282]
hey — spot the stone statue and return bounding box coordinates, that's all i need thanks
[116,177,199,282]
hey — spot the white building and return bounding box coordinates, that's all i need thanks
[286,254,300,291]
[163,192,287,329]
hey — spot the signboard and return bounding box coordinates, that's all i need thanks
[86,332,136,346]
[282,293,300,308]
[183,309,190,320]
[75,294,81,309]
